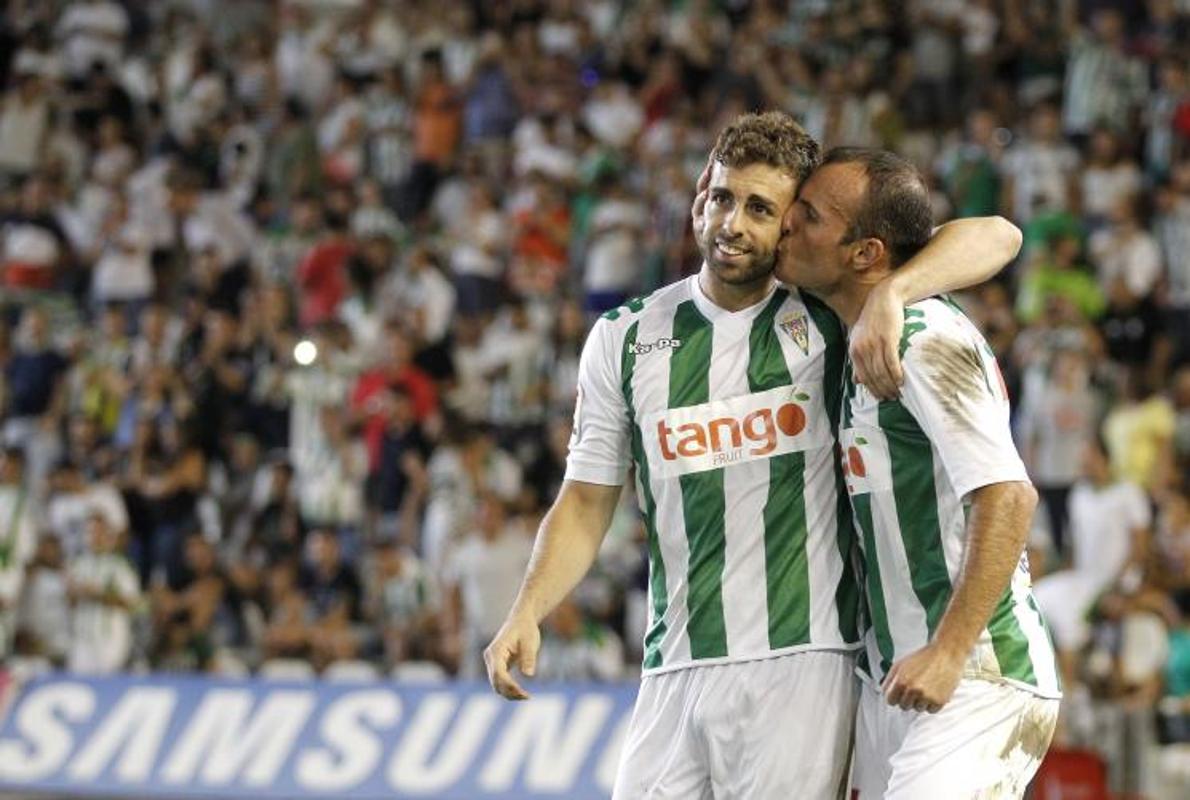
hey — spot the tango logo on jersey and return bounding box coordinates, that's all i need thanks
[778,312,810,355]
[643,386,828,477]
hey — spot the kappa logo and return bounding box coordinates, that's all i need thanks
[629,337,682,356]
[778,312,809,355]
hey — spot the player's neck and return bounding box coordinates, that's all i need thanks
[815,284,870,329]
[696,266,776,312]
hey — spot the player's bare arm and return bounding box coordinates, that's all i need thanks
[883,480,1038,713]
[850,216,1022,400]
[484,479,621,700]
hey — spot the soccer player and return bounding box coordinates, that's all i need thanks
[777,147,1060,798]
[484,112,1021,798]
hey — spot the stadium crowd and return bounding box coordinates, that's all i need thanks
[0,0,1188,791]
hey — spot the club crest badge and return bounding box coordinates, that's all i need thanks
[779,312,809,355]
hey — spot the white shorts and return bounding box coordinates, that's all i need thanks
[612,650,858,800]
[852,677,1060,799]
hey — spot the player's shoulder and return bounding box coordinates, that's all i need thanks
[597,278,692,327]
[898,296,979,358]
[898,297,995,390]
[586,279,691,356]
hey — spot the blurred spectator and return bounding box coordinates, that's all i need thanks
[1156,160,1190,366]
[1016,232,1104,324]
[445,494,532,678]
[1061,7,1149,139]
[1145,57,1190,180]
[1099,279,1169,378]
[369,539,441,667]
[422,423,522,579]
[150,534,226,670]
[536,596,625,682]
[66,511,138,673]
[581,173,646,314]
[0,72,50,182]
[447,182,506,316]
[299,529,363,669]
[1080,128,1142,231]
[45,456,127,559]
[1088,195,1163,300]
[1019,346,1100,558]
[367,384,429,546]
[1034,438,1151,688]
[2,175,72,292]
[14,533,69,663]
[385,246,456,352]
[352,322,437,470]
[1102,369,1176,495]
[937,107,1004,219]
[2,307,67,483]
[55,0,128,81]
[1001,102,1080,224]
[405,50,460,220]
[0,447,37,658]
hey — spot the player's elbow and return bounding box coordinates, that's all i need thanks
[971,481,1038,535]
[988,215,1023,263]
[1000,480,1039,517]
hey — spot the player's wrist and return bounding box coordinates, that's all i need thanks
[879,272,909,305]
[929,634,971,664]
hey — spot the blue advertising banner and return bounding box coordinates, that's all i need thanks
[0,674,639,799]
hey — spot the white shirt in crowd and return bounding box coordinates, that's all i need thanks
[91,220,154,303]
[46,484,129,560]
[1080,163,1142,220]
[1000,139,1080,222]
[0,87,50,176]
[55,0,129,78]
[1033,479,1150,651]
[583,197,645,295]
[0,484,38,657]
[447,522,533,642]
[67,551,140,674]
[1088,226,1163,298]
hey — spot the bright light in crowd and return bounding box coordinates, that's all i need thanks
[294,339,318,366]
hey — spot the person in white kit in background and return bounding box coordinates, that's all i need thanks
[67,510,140,674]
[1032,436,1152,689]
[483,111,1024,799]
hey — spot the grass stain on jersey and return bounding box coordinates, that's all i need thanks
[919,336,987,429]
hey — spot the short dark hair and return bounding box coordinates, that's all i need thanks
[822,147,933,267]
[711,111,821,186]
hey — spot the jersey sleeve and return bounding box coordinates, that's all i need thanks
[564,317,631,486]
[898,322,1029,501]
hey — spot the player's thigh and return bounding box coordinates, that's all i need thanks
[612,670,712,800]
[852,679,910,799]
[883,681,1060,800]
[708,650,858,800]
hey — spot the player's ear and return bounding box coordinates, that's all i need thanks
[852,237,885,270]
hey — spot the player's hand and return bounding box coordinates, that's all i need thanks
[690,155,713,241]
[850,278,906,400]
[484,612,541,701]
[882,642,966,713]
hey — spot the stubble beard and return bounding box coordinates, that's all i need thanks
[697,230,777,288]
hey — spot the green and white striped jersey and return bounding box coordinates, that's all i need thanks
[566,276,862,675]
[840,298,1061,698]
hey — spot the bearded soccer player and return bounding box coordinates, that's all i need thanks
[777,147,1059,798]
[485,112,1022,798]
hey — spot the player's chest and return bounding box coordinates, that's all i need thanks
[627,317,830,479]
